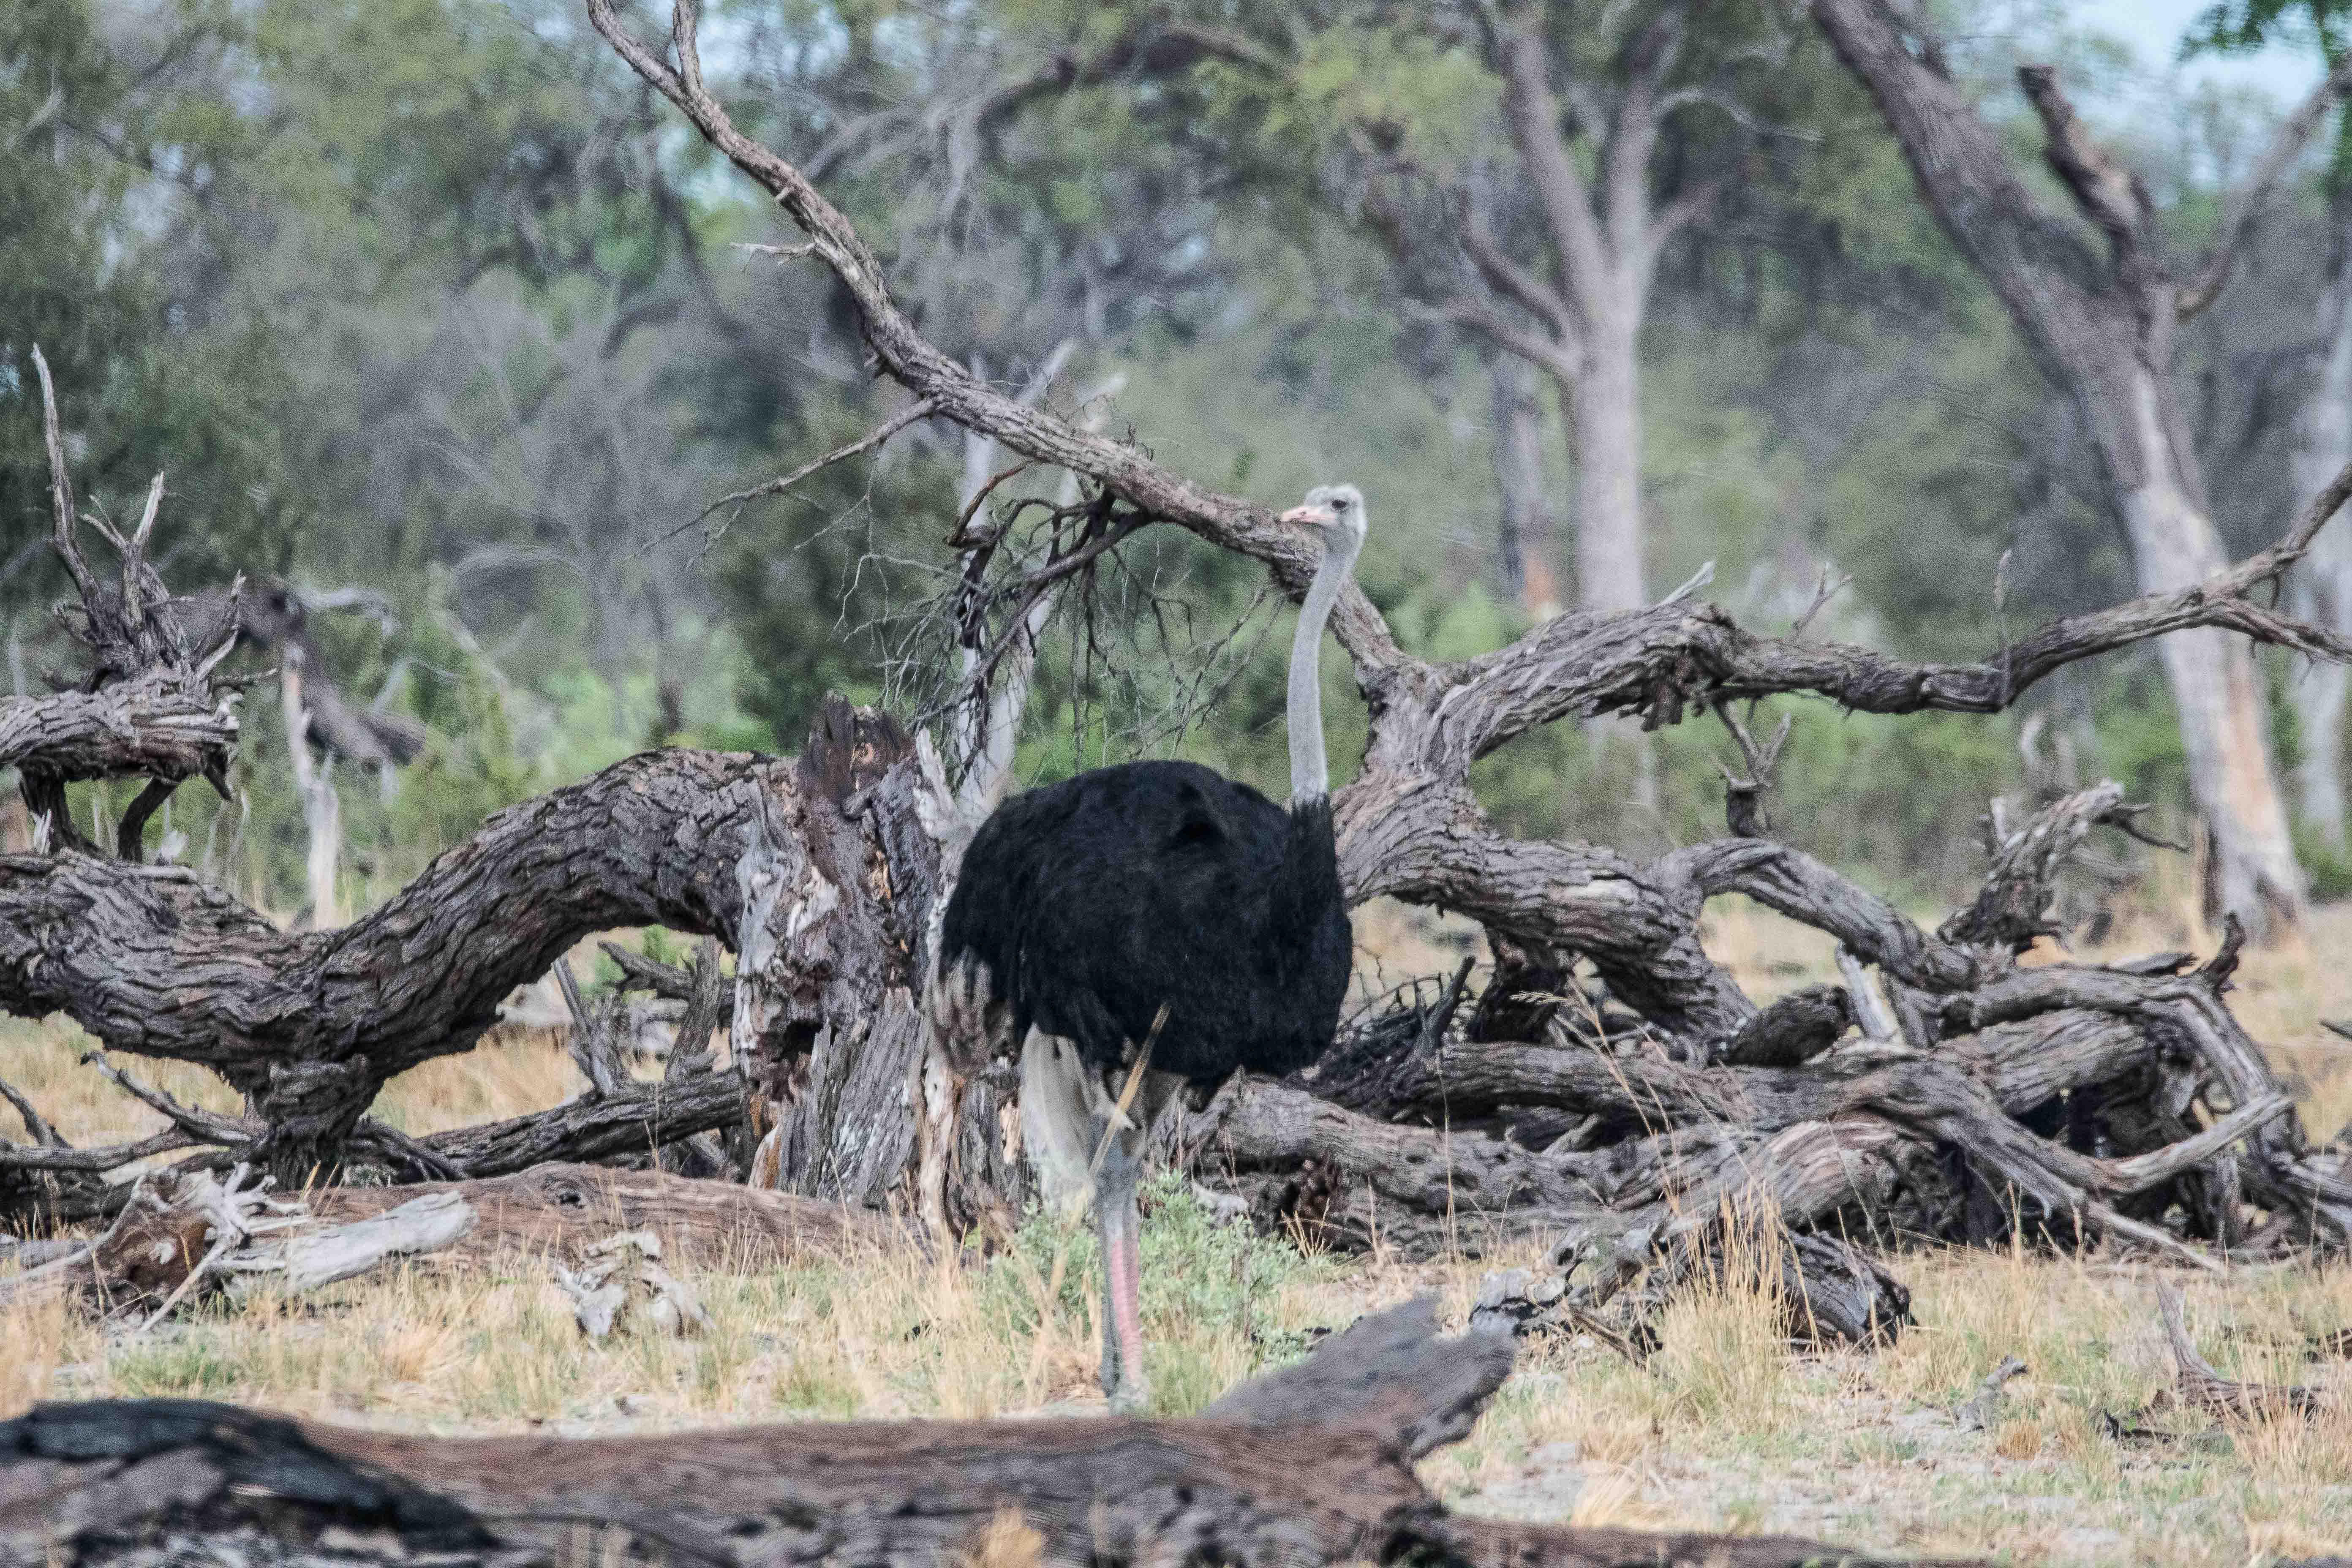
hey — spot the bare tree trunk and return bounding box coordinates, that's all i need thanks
[1488,356,1563,617]
[281,651,342,927]
[1568,307,1647,615]
[1809,3,2349,936]
[2104,354,2303,921]
[2292,213,2352,852]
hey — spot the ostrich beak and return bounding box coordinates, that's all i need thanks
[1279,504,1337,528]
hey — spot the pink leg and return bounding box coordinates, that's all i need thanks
[1110,1184,1148,1405]
[1094,1151,1151,1410]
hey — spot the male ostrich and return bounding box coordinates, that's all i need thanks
[929,483,1367,1409]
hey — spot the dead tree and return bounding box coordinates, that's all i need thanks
[0,348,242,862]
[1348,0,1779,621]
[1810,0,2352,936]
[0,1298,1960,1568]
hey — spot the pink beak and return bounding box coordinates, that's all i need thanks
[1279,504,1335,527]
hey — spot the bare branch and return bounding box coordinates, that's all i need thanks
[2016,65,2150,266]
[0,1075,64,1149]
[645,397,939,558]
[1455,211,1579,340]
[582,0,1410,668]
[82,1052,257,1146]
[0,1125,199,1173]
[2179,49,2352,320]
[30,346,97,607]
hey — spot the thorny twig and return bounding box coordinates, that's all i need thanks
[635,397,939,560]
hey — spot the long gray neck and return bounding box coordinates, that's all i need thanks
[1287,528,1363,806]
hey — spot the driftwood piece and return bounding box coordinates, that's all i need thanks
[0,1164,897,1315]
[2156,1283,2332,1419]
[302,1163,899,1269]
[1938,781,2147,961]
[550,1230,715,1340]
[0,1299,1949,1568]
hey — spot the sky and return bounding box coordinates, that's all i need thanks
[2073,0,2325,103]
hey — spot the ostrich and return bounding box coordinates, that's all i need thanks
[928,483,1367,1410]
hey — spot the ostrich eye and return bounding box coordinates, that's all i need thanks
[1332,497,1350,511]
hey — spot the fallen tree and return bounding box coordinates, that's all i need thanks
[3,3,2352,1343]
[0,1298,1957,1568]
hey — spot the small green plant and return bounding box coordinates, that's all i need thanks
[978,1168,1332,1414]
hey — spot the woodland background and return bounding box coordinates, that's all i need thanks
[11,0,2350,922]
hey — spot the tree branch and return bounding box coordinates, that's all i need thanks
[0,748,783,1173]
[1489,3,1616,330]
[2178,49,2352,320]
[1809,0,2105,384]
[581,0,1405,675]
[2015,65,2151,267]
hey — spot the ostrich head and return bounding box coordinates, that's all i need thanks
[1278,483,1368,552]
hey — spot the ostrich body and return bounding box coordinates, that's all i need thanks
[929,484,1367,1410]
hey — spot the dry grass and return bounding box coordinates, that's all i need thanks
[8,898,2352,1563]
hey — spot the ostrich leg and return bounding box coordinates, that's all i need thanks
[1093,1124,1151,1412]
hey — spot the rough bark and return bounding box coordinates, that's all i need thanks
[419,1070,754,1177]
[0,1298,1949,1568]
[1810,0,2352,935]
[0,748,779,1180]
[0,678,236,805]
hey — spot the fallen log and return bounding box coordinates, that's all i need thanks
[0,1053,768,1233]
[303,1162,901,1267]
[0,1298,1955,1568]
[418,1070,752,1178]
[0,1163,899,1314]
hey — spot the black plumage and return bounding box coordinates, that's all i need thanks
[937,758,1351,1083]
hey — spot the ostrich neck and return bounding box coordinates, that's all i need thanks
[1287,529,1361,805]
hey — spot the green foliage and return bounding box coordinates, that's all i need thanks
[0,2,300,608]
[983,1169,1332,1414]
[713,433,956,751]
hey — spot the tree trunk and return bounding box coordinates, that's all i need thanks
[2292,213,2352,852]
[1566,305,1647,615]
[2109,361,2304,929]
[281,652,343,927]
[1488,355,1564,618]
[1809,3,2315,936]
